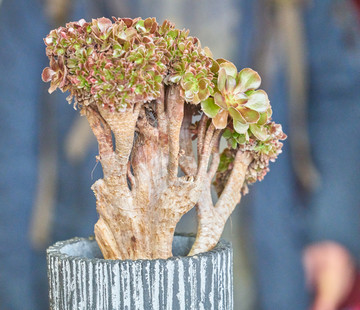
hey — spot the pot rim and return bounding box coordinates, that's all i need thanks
[47,233,232,264]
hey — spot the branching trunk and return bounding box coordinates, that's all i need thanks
[166,85,184,184]
[189,150,253,256]
[85,83,216,260]
[179,105,197,176]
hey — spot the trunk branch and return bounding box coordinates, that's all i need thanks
[189,150,252,255]
[196,125,220,179]
[197,114,208,158]
[166,85,184,184]
[98,103,141,166]
[179,105,197,176]
[207,150,220,183]
[83,106,113,156]
[156,85,167,143]
[127,161,135,190]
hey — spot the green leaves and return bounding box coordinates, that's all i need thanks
[212,109,228,129]
[236,68,261,93]
[201,97,220,118]
[249,124,268,141]
[44,17,187,108]
[42,16,275,153]
[233,120,249,134]
[197,59,273,144]
[244,90,269,113]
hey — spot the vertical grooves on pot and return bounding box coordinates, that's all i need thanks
[112,262,120,309]
[165,260,174,310]
[47,236,233,310]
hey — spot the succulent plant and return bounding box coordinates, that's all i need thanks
[201,60,273,141]
[42,17,214,111]
[42,17,286,260]
[215,122,287,196]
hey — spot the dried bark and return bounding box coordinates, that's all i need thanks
[85,84,215,260]
[189,150,253,256]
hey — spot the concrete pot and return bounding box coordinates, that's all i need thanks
[47,234,233,310]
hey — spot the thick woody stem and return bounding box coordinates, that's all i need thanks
[179,105,197,176]
[83,106,113,156]
[166,85,184,184]
[189,150,252,255]
[156,85,167,145]
[98,103,141,166]
[196,124,220,180]
[131,105,162,207]
[215,151,252,217]
[152,178,203,258]
[127,161,135,189]
[197,114,208,158]
[207,147,220,183]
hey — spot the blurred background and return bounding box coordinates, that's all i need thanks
[1,0,360,309]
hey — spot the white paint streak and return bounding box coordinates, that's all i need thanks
[103,263,109,309]
[199,257,207,310]
[77,261,83,309]
[121,263,130,309]
[227,251,231,308]
[133,263,144,310]
[176,260,185,310]
[112,263,121,309]
[166,261,174,310]
[66,260,71,309]
[188,259,196,309]
[81,261,87,309]
[88,262,93,307]
[145,262,150,305]
[209,255,215,309]
[152,261,160,309]
[218,252,223,310]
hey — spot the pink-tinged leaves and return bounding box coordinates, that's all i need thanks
[219,61,237,78]
[198,86,210,101]
[244,89,270,113]
[48,82,58,94]
[97,17,112,33]
[42,67,55,82]
[238,107,260,123]
[236,68,261,92]
[42,17,215,109]
[78,19,86,27]
[250,124,268,141]
[210,59,220,74]
[212,109,228,129]
[203,46,213,58]
[214,92,227,109]
[225,76,236,92]
[217,68,227,92]
[201,97,220,118]
[228,107,246,123]
[233,120,249,134]
[233,91,248,102]
[257,112,268,126]
[135,20,146,32]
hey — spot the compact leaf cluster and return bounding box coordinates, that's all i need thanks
[42,17,286,260]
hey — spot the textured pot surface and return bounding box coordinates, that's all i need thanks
[47,234,233,310]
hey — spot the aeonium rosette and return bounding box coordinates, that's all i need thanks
[201,60,272,142]
[41,17,215,111]
[214,121,287,195]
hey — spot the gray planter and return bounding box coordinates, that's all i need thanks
[47,234,233,310]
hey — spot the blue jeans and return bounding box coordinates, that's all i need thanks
[249,1,360,309]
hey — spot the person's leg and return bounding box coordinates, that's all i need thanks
[250,67,310,310]
[0,0,48,308]
[305,0,360,263]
